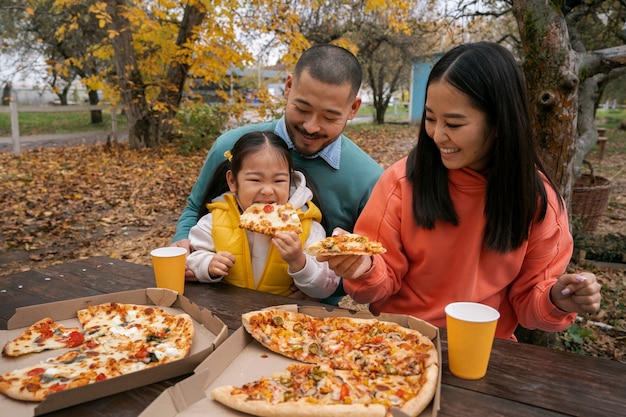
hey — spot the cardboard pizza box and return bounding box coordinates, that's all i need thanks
[0,288,229,416]
[140,304,442,417]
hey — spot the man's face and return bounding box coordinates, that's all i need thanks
[283,70,361,156]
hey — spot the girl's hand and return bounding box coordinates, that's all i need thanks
[550,272,601,313]
[273,232,305,272]
[209,251,235,278]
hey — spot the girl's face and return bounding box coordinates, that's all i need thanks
[226,146,291,210]
[424,81,496,172]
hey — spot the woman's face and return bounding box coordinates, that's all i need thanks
[226,146,291,210]
[424,81,496,172]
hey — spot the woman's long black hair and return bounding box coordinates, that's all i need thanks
[406,42,563,253]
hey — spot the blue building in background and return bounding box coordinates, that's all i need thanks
[409,53,443,123]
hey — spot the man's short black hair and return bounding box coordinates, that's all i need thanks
[295,44,362,98]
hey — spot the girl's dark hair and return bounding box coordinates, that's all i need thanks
[406,41,563,253]
[196,131,294,220]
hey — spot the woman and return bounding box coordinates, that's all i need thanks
[323,42,601,340]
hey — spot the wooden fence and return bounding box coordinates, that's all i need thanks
[0,103,121,156]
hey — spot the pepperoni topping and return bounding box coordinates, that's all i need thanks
[64,331,85,348]
[48,383,68,392]
[263,204,274,213]
[39,323,54,339]
[27,367,46,377]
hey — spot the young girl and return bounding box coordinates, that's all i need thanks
[186,131,339,299]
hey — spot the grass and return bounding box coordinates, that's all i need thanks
[356,103,410,121]
[0,108,127,137]
[595,107,626,130]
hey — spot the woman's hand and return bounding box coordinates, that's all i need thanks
[550,272,601,313]
[317,227,373,280]
[318,254,372,280]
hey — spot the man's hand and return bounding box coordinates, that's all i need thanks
[170,239,197,281]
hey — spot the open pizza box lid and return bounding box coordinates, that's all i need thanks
[140,304,442,417]
[0,288,229,416]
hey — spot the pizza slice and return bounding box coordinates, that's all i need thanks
[0,341,114,401]
[239,203,303,236]
[211,362,438,417]
[78,302,195,364]
[242,309,438,377]
[2,317,86,357]
[304,233,386,256]
[242,309,323,364]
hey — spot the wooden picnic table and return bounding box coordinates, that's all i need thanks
[0,256,624,417]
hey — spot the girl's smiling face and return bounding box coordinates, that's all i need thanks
[226,145,291,210]
[424,81,496,172]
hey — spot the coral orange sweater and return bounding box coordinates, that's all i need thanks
[344,157,577,340]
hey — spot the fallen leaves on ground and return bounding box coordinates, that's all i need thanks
[0,142,206,268]
[0,124,623,363]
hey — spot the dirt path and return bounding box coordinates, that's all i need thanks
[0,131,128,153]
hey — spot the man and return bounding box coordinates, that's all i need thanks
[172,44,383,304]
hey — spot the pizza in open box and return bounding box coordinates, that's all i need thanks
[0,303,194,402]
[211,308,438,417]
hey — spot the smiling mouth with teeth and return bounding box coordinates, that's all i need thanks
[440,148,460,154]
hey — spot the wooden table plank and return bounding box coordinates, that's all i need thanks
[441,337,626,417]
[1,257,625,417]
[439,385,566,416]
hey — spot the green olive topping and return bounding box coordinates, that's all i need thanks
[279,376,294,387]
[271,316,284,326]
[311,366,327,381]
[384,363,398,375]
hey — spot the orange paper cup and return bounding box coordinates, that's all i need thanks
[445,302,500,379]
[150,247,187,294]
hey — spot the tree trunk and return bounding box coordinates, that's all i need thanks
[513,0,578,204]
[88,89,103,124]
[512,0,581,348]
[106,0,154,149]
[155,4,207,141]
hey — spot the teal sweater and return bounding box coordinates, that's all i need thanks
[174,119,383,241]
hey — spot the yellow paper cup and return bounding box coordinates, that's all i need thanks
[445,302,500,379]
[150,247,187,294]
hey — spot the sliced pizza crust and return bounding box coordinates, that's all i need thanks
[211,385,388,417]
[239,203,303,236]
[305,233,386,256]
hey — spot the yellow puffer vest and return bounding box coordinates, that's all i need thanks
[207,193,322,296]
